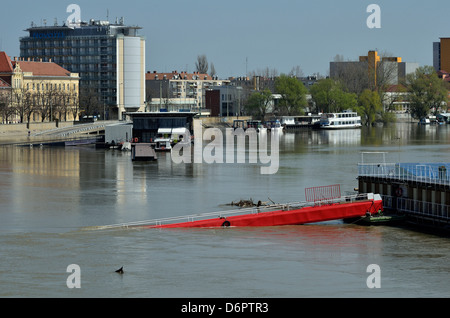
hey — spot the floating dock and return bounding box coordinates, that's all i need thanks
[357,152,450,232]
[131,143,157,161]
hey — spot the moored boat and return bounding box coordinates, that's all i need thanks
[246,120,267,133]
[320,111,362,129]
[346,212,406,226]
[265,119,283,133]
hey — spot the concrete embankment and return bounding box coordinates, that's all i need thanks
[0,121,74,137]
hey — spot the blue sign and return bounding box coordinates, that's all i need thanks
[32,31,65,39]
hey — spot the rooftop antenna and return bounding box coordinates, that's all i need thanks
[107,9,109,21]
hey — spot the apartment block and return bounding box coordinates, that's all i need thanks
[145,71,229,112]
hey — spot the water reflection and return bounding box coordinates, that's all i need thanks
[1,122,450,230]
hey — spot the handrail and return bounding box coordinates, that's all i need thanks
[85,193,372,230]
[358,163,450,186]
[381,194,450,221]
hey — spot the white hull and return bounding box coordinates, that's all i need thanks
[320,124,362,129]
[319,111,361,129]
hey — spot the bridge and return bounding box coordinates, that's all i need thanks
[0,120,120,147]
[31,120,119,137]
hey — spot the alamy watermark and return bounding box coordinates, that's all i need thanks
[171,120,279,175]
[66,264,81,288]
[366,4,381,29]
[366,264,381,288]
[66,4,81,27]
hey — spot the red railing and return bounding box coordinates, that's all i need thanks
[305,184,341,202]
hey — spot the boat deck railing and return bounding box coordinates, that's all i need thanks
[85,193,374,230]
[381,194,450,221]
[358,163,450,186]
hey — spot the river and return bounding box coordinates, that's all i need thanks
[0,122,449,298]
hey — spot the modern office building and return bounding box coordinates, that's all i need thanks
[19,18,146,119]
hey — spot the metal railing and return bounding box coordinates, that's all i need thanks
[358,163,450,186]
[382,194,450,221]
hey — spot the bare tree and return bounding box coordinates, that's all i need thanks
[0,89,14,124]
[210,63,216,77]
[69,91,80,121]
[288,65,304,78]
[195,54,208,74]
[22,91,36,124]
[79,86,102,117]
[331,61,369,94]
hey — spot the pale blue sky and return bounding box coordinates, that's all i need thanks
[2,0,448,78]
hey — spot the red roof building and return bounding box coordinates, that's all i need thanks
[0,51,80,123]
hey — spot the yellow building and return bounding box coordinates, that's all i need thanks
[359,50,402,89]
[0,52,80,123]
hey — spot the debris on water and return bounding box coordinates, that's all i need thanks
[228,199,268,207]
[115,266,124,274]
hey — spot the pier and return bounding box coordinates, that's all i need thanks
[357,152,450,232]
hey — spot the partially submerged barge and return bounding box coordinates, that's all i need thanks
[88,185,383,230]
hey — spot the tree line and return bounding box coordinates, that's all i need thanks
[0,86,79,124]
[244,64,449,125]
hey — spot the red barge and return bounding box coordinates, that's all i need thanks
[91,185,383,230]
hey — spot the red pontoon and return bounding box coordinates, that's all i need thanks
[91,185,383,230]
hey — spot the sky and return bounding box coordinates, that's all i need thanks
[1,0,449,78]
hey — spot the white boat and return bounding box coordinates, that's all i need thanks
[419,116,437,125]
[154,138,172,151]
[319,111,362,129]
[154,127,190,151]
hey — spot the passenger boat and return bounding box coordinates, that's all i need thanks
[88,185,383,230]
[319,111,362,129]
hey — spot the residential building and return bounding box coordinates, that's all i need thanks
[0,51,80,123]
[205,85,245,117]
[19,18,146,120]
[145,71,229,113]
